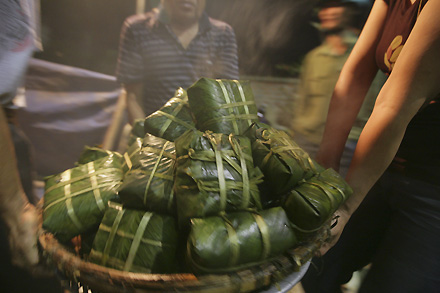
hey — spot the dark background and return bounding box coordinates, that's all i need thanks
[35,0,373,77]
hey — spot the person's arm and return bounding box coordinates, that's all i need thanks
[320,0,440,254]
[124,82,145,124]
[344,0,440,213]
[316,0,389,171]
[116,16,146,124]
[0,109,38,268]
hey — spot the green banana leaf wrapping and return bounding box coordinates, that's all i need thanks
[283,168,353,234]
[76,146,123,166]
[144,87,196,141]
[43,154,123,242]
[243,123,325,199]
[186,207,298,273]
[121,137,143,174]
[118,134,176,215]
[187,78,259,135]
[128,119,146,146]
[174,130,263,228]
[89,202,178,273]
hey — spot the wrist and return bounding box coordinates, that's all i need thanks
[316,151,341,171]
[339,194,363,217]
[338,203,352,216]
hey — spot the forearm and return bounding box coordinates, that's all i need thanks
[344,0,440,212]
[342,91,424,214]
[319,0,440,255]
[317,70,376,170]
[316,0,388,170]
[319,81,426,255]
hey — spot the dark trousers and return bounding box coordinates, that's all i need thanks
[302,170,440,293]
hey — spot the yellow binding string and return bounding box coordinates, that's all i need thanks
[233,80,253,126]
[88,162,106,212]
[252,212,271,260]
[60,170,83,230]
[143,141,170,205]
[229,134,250,209]
[44,181,118,212]
[217,79,239,134]
[208,133,227,211]
[124,212,153,271]
[223,215,240,267]
[101,208,125,266]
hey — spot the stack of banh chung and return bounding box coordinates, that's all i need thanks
[42,79,352,274]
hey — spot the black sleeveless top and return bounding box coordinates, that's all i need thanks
[376,0,440,167]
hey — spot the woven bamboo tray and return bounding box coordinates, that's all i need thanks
[38,224,330,293]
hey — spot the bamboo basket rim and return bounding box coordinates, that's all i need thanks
[38,223,330,293]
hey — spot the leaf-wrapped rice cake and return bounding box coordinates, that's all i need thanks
[128,118,146,146]
[118,134,176,215]
[187,78,258,135]
[187,207,297,273]
[144,87,196,141]
[121,137,143,174]
[43,154,123,242]
[175,130,263,227]
[76,145,123,166]
[89,202,179,273]
[244,123,324,200]
[283,168,352,234]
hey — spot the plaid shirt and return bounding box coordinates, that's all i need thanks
[116,11,239,116]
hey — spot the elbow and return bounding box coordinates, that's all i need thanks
[372,83,425,128]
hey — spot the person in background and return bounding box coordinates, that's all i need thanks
[0,0,41,205]
[116,0,239,123]
[291,0,386,177]
[0,0,41,268]
[302,0,440,291]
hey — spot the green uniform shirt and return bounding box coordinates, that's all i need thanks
[292,31,386,145]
